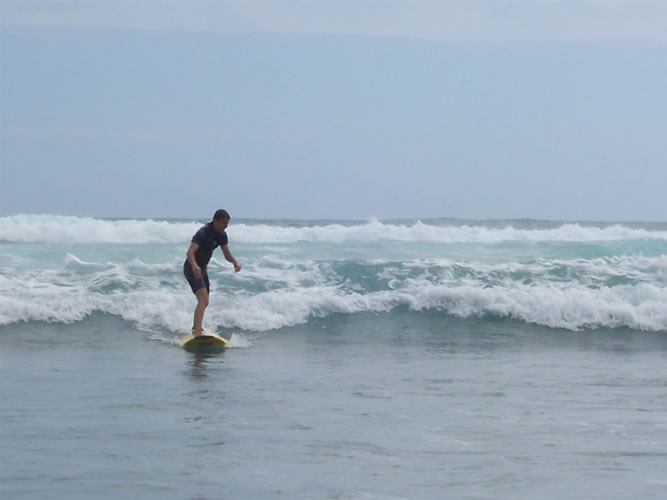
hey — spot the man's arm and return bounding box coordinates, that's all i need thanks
[222,244,241,272]
[186,242,202,278]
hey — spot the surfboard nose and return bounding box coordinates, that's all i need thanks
[181,333,228,353]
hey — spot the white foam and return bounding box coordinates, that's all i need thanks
[64,253,114,271]
[0,214,199,244]
[223,281,667,332]
[228,220,667,244]
[2,252,667,333]
[2,279,666,332]
[2,214,667,245]
[227,332,253,348]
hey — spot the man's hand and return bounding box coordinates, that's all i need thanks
[193,264,202,279]
[222,244,241,272]
[186,242,201,278]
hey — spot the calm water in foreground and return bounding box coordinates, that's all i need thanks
[2,312,667,500]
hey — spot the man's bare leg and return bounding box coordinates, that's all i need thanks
[192,288,209,336]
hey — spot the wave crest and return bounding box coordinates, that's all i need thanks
[2,214,667,245]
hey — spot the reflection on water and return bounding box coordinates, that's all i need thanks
[185,352,225,380]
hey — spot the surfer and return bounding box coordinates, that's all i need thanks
[184,209,241,336]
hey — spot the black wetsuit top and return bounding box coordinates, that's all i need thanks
[190,222,228,268]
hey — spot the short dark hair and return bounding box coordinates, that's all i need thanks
[213,209,230,221]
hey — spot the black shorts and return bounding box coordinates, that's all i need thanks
[183,260,210,294]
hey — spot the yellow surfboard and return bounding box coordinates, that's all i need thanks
[181,333,228,353]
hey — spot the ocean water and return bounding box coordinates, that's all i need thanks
[1,214,667,499]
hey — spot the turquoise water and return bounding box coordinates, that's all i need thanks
[1,215,667,498]
[2,215,667,332]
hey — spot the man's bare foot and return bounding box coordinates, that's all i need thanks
[192,328,206,337]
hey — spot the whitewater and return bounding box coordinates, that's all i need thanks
[1,214,666,333]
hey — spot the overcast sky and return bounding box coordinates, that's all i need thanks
[1,1,666,221]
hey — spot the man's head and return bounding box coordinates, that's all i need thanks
[212,209,230,232]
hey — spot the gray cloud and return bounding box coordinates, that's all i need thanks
[2,0,667,42]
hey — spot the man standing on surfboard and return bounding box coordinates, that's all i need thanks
[184,209,241,336]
